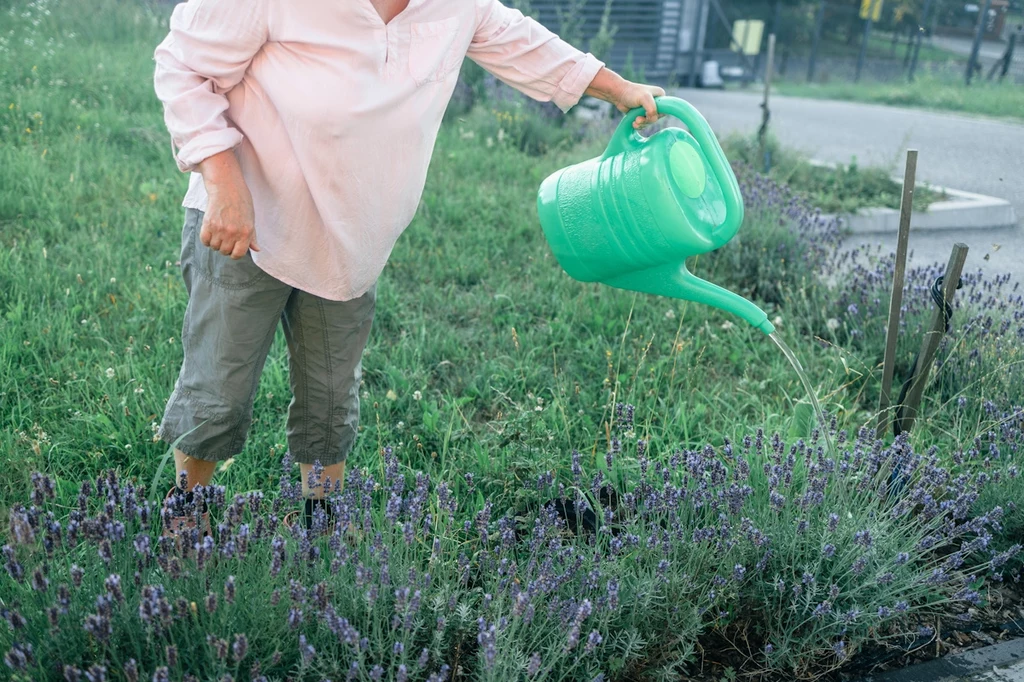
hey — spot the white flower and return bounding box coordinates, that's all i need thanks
[720,321,734,331]
[665,309,676,319]
[413,390,422,401]
[134,387,144,395]
[826,318,840,332]
[385,389,397,401]
[105,367,115,378]
[773,315,783,326]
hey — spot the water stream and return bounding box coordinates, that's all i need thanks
[768,331,836,455]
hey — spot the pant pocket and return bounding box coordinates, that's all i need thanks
[186,208,273,290]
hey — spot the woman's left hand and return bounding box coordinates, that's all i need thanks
[584,68,666,130]
[611,82,667,129]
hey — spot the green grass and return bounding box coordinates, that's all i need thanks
[2,1,1023,679]
[775,73,1024,122]
[0,0,855,515]
[1,0,1014,535]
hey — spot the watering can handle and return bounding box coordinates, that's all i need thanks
[601,96,743,241]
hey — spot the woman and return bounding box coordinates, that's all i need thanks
[153,0,664,533]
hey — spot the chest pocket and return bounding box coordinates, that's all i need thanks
[409,17,462,85]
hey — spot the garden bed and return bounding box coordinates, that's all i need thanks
[818,180,1018,235]
[3,1,1024,681]
[721,134,948,214]
[782,158,949,215]
[722,136,1016,234]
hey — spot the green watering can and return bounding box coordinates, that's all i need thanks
[537,96,775,336]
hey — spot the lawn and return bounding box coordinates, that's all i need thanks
[775,74,1024,122]
[2,1,1023,681]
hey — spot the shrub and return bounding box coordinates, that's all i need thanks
[3,413,1020,681]
[975,464,1024,574]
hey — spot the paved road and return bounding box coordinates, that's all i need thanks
[672,88,1024,281]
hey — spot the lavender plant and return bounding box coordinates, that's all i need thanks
[3,409,1019,681]
[2,455,466,682]
[781,238,1024,454]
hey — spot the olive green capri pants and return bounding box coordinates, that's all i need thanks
[158,208,376,465]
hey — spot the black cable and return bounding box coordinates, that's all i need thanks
[893,275,964,437]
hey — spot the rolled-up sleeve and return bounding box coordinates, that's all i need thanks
[467,0,605,113]
[153,0,267,173]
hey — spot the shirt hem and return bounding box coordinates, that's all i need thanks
[250,254,377,303]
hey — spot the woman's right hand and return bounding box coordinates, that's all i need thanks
[197,150,261,260]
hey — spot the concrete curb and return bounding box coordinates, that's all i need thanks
[854,637,1024,682]
[810,161,1018,235]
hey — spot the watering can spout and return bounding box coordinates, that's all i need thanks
[604,263,776,336]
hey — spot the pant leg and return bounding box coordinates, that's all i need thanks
[281,284,376,466]
[159,208,292,462]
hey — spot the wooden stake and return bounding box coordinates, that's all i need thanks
[876,150,918,439]
[758,34,776,171]
[895,243,969,435]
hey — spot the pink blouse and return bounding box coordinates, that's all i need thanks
[153,0,604,300]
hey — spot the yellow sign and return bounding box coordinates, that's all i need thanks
[731,19,765,56]
[860,0,883,21]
